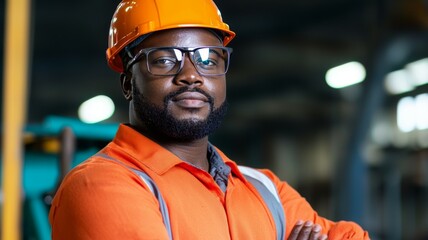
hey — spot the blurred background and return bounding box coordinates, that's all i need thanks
[2,0,428,239]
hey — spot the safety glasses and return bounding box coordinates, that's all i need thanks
[126,46,233,76]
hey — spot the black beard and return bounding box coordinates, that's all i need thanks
[132,86,228,142]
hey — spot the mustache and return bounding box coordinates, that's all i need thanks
[164,87,214,105]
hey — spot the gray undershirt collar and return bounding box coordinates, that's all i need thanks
[207,144,231,192]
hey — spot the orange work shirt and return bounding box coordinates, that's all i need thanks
[49,124,369,239]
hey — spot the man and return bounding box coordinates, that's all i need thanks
[49,0,370,239]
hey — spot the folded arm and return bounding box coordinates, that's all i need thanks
[260,169,370,239]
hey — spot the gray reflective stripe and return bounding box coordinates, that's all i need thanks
[238,166,285,240]
[95,153,173,240]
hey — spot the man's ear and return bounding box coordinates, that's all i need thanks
[120,72,132,101]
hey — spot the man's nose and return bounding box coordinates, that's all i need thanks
[174,54,204,86]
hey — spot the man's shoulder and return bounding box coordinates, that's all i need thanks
[61,154,138,188]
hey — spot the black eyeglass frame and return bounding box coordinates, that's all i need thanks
[125,46,233,76]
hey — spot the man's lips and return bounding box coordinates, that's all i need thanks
[172,92,209,108]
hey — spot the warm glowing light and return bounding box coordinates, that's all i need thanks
[78,95,115,123]
[325,61,366,89]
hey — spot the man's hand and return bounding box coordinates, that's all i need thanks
[288,220,328,240]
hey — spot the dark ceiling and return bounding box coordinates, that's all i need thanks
[1,0,428,132]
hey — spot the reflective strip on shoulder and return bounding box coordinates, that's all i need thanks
[238,166,286,240]
[238,166,280,202]
[94,152,173,240]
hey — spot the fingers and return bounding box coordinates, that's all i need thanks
[309,223,321,240]
[318,233,328,240]
[288,220,328,240]
[288,220,304,240]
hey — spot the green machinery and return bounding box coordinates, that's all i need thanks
[14,116,118,240]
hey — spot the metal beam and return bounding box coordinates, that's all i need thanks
[2,0,31,239]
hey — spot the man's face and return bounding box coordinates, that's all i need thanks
[124,28,228,141]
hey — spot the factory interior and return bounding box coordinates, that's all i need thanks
[1,0,428,239]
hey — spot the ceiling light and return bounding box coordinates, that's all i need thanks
[397,96,416,132]
[415,93,428,130]
[385,70,414,95]
[78,95,115,123]
[405,58,428,87]
[325,61,366,89]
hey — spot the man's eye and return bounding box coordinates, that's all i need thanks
[197,58,216,66]
[152,57,177,66]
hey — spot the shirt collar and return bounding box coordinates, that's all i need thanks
[111,124,246,182]
[112,124,182,174]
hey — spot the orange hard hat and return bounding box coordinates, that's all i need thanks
[106,0,236,73]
